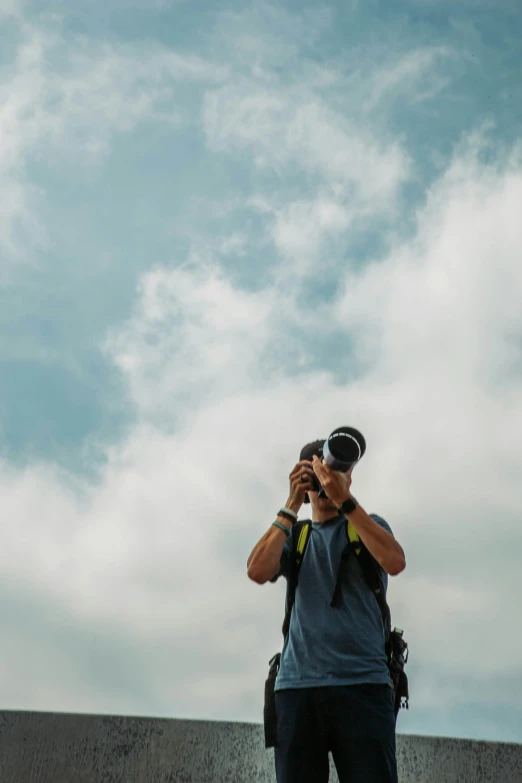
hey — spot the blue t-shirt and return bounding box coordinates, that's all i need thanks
[271,513,393,691]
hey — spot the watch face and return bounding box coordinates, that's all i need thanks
[341,498,356,512]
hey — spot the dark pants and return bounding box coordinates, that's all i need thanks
[274,684,398,783]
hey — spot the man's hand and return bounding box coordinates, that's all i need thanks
[312,454,353,507]
[312,454,406,574]
[288,460,317,510]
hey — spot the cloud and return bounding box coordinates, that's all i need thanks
[203,83,410,202]
[363,46,457,111]
[332,129,522,393]
[200,14,469,285]
[202,71,411,283]
[1,0,521,743]
[0,0,23,16]
[0,18,225,268]
[104,264,279,421]
[272,197,352,267]
[1,123,521,738]
[210,3,335,69]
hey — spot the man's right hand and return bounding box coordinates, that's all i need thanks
[247,461,316,584]
[287,460,316,511]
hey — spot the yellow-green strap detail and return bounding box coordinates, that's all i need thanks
[297,524,310,554]
[347,520,362,555]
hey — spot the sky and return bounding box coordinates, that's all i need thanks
[1,0,522,746]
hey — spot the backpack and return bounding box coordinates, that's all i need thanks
[263,518,409,749]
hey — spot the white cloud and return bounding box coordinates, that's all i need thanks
[333,133,522,391]
[1,129,522,733]
[203,83,410,203]
[217,232,248,257]
[105,264,281,420]
[202,32,461,284]
[199,11,469,287]
[0,20,225,267]
[203,80,410,284]
[363,46,457,111]
[211,3,334,71]
[0,0,23,16]
[271,196,352,275]
[1,0,521,741]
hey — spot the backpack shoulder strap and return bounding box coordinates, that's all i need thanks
[331,520,391,640]
[330,522,353,609]
[281,520,312,640]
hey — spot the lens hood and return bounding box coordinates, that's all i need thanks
[322,426,366,472]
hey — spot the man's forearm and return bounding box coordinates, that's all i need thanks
[246,498,297,583]
[342,504,406,576]
[246,524,288,583]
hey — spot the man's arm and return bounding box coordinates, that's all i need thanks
[343,505,406,576]
[247,460,316,584]
[247,518,292,584]
[311,453,406,576]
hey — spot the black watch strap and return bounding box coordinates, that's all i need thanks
[338,496,358,515]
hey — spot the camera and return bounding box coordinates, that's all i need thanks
[301,426,366,503]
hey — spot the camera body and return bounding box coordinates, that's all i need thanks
[301,426,366,503]
[305,445,324,496]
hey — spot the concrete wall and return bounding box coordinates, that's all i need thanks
[1,710,521,783]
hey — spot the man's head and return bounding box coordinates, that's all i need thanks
[299,439,325,464]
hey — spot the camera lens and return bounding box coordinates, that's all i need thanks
[323,427,366,472]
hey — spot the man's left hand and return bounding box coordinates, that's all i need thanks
[312,454,353,507]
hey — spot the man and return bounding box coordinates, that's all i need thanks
[247,439,406,783]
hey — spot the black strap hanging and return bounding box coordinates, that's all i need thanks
[330,532,391,641]
[281,520,311,640]
[330,543,352,608]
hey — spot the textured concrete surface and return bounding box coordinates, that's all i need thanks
[1,710,521,783]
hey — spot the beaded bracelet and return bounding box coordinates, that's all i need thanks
[277,509,296,524]
[272,520,291,537]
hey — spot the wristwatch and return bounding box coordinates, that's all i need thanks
[338,496,358,516]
